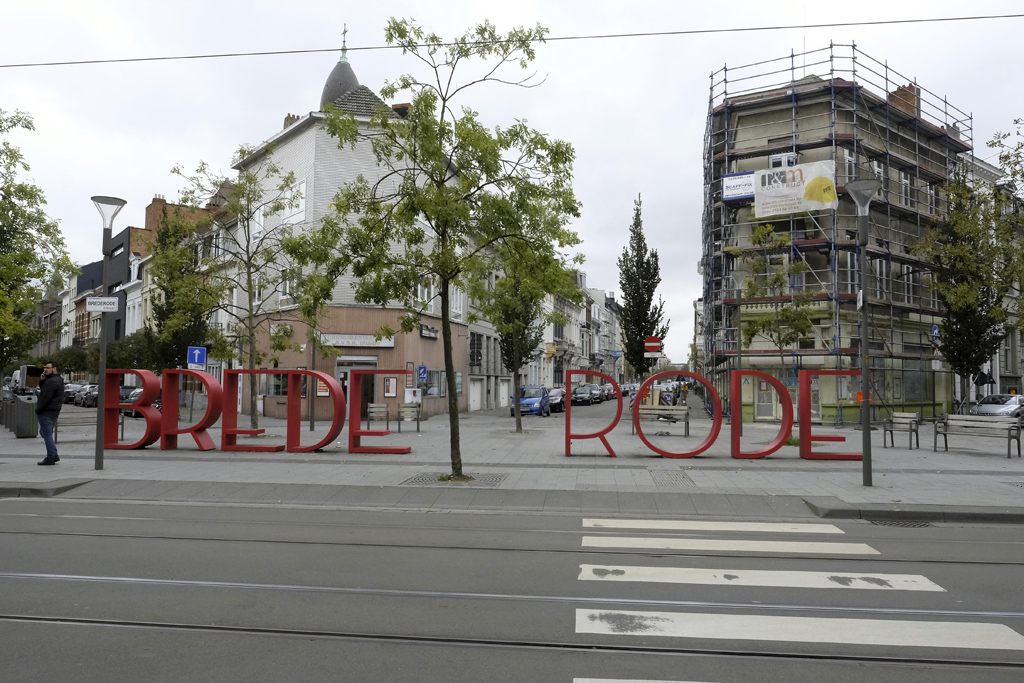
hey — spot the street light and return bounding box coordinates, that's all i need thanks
[91,195,126,471]
[845,178,881,487]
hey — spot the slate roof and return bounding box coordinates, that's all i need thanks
[327,85,396,118]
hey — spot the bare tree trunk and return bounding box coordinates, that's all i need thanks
[439,281,462,477]
[513,350,523,433]
[248,323,258,430]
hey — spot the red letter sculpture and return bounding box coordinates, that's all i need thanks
[798,370,863,460]
[105,369,162,449]
[287,371,345,452]
[160,369,224,451]
[634,371,723,458]
[222,370,285,452]
[565,370,623,457]
[348,369,412,454]
[730,370,793,458]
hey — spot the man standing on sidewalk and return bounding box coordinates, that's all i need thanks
[36,361,64,466]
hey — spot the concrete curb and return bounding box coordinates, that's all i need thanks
[0,478,93,499]
[802,497,1024,523]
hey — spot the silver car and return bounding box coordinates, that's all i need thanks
[971,394,1024,418]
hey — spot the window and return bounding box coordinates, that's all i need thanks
[844,149,857,182]
[252,280,265,306]
[110,245,124,258]
[416,281,433,311]
[900,172,912,207]
[925,183,937,215]
[418,370,441,398]
[872,161,886,200]
[284,180,306,222]
[449,285,463,318]
[873,258,889,299]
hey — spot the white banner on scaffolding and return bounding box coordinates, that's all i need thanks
[754,160,838,218]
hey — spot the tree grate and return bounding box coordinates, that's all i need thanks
[401,472,509,487]
[869,519,931,528]
[648,469,698,489]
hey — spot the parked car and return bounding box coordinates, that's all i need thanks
[601,384,617,400]
[548,388,565,413]
[64,383,84,403]
[81,386,100,408]
[971,394,1024,418]
[123,388,163,417]
[571,386,593,406]
[586,383,603,404]
[510,385,551,417]
[74,384,97,406]
[120,385,136,402]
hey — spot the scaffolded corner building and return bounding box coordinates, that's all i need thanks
[701,44,972,425]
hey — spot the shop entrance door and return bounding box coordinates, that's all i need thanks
[336,356,377,418]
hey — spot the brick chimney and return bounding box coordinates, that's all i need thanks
[283,113,300,129]
[888,83,921,118]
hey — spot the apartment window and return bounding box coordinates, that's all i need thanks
[469,332,482,368]
[449,285,463,318]
[925,183,937,215]
[900,172,912,207]
[872,161,886,200]
[873,258,889,299]
[844,149,857,182]
[769,152,798,169]
[283,180,307,221]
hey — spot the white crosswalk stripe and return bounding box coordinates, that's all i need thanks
[577,564,945,591]
[582,535,879,555]
[583,519,844,534]
[574,679,715,683]
[576,609,1024,650]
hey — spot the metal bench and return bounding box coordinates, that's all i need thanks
[632,406,689,436]
[365,403,390,431]
[883,411,920,449]
[396,403,421,433]
[934,414,1022,459]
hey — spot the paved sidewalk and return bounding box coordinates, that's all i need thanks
[2,403,1022,521]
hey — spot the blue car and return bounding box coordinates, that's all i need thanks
[510,385,551,417]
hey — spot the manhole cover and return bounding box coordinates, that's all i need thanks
[648,469,698,489]
[869,520,931,528]
[401,472,509,487]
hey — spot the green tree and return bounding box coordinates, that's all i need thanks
[617,195,669,377]
[51,344,91,377]
[173,145,301,428]
[147,202,225,373]
[106,329,161,374]
[737,224,815,370]
[915,165,1022,410]
[0,109,76,370]
[480,248,580,433]
[283,18,581,476]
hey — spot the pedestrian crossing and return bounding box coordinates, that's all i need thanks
[574,518,1024,656]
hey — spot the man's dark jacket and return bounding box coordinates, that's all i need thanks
[35,374,65,419]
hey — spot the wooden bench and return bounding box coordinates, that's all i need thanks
[883,411,920,449]
[934,414,1022,459]
[632,406,690,436]
[397,403,421,433]
[365,403,390,431]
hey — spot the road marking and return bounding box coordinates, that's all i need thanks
[584,519,844,534]
[575,679,715,683]
[582,536,879,555]
[576,609,1024,650]
[578,565,944,591]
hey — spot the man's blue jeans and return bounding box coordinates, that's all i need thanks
[37,415,58,459]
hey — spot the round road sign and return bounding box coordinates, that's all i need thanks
[644,336,662,353]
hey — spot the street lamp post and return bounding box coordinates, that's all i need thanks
[91,196,126,471]
[845,179,881,487]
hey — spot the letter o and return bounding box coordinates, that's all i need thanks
[634,371,722,458]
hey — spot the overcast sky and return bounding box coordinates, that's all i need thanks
[4,1,1023,361]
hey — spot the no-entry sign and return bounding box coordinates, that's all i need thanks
[644,336,663,358]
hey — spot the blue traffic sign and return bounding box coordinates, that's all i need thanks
[187,346,207,366]
[931,324,939,341]
[417,365,427,381]
[612,350,622,358]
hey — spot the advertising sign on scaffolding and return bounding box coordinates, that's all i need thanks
[722,171,755,201]
[754,160,838,218]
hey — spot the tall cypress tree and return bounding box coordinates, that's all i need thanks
[617,194,669,377]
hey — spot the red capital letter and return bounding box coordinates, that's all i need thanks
[798,370,863,460]
[221,370,285,452]
[105,369,161,449]
[348,369,412,454]
[160,370,224,451]
[634,371,722,458]
[565,370,623,457]
[730,370,793,458]
[287,370,345,452]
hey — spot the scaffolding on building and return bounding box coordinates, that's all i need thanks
[700,43,973,425]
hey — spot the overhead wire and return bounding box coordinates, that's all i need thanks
[2,13,1023,69]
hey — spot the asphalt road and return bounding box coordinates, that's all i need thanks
[1,499,1022,681]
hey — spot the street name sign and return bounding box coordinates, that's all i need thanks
[86,297,119,312]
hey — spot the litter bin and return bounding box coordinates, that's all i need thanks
[12,395,38,438]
